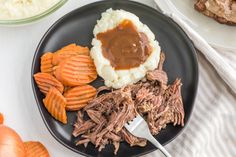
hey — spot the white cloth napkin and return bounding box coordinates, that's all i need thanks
[146,1,236,157]
[154,0,236,93]
[169,13,236,93]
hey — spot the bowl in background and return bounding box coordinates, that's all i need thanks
[0,0,67,26]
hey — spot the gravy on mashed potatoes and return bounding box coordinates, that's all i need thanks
[90,9,161,89]
[97,20,152,70]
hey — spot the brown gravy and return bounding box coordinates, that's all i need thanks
[97,20,152,70]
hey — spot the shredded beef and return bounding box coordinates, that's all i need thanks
[73,52,185,154]
[120,128,147,147]
[194,0,236,25]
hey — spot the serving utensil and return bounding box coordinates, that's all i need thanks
[125,114,172,157]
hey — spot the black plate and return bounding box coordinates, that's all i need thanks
[31,1,198,157]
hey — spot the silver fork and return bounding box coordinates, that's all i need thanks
[125,114,172,157]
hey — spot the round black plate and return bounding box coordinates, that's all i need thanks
[31,1,198,157]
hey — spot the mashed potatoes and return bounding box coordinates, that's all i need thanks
[90,9,161,89]
[0,0,60,20]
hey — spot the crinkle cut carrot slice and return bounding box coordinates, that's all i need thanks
[34,73,64,95]
[64,85,96,111]
[40,52,53,74]
[24,141,50,157]
[58,55,97,86]
[53,65,62,82]
[52,43,89,66]
[64,86,72,93]
[43,87,67,124]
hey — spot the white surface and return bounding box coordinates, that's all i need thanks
[0,0,157,157]
[155,0,236,50]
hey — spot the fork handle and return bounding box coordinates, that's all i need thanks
[148,135,172,157]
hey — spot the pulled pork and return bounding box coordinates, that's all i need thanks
[73,52,185,154]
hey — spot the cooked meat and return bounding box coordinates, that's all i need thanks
[147,52,168,85]
[86,109,106,124]
[73,52,185,154]
[96,86,112,97]
[73,120,96,137]
[105,132,121,142]
[76,138,90,146]
[113,141,120,155]
[120,128,147,147]
[147,70,168,84]
[195,0,236,25]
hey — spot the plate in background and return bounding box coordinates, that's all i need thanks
[155,0,236,50]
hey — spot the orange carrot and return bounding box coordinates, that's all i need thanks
[54,55,97,86]
[43,87,67,124]
[52,44,89,66]
[52,65,64,84]
[34,73,64,95]
[40,52,53,74]
[64,85,96,111]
